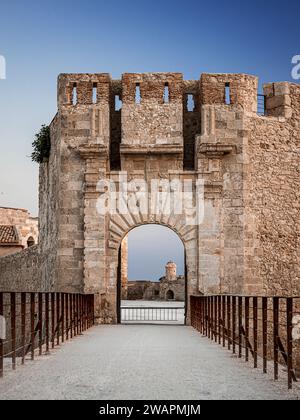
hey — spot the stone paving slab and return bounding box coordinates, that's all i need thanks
[0,325,299,400]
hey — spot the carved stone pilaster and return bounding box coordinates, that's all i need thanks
[78,143,108,294]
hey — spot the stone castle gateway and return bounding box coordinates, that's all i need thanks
[0,72,299,324]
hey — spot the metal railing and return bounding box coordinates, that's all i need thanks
[191,295,300,389]
[257,94,266,115]
[121,306,183,323]
[0,292,94,378]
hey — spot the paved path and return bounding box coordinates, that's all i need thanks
[0,325,299,400]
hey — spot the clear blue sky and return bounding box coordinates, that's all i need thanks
[0,0,298,278]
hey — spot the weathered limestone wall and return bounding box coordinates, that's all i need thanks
[243,83,300,295]
[121,73,183,149]
[0,245,54,291]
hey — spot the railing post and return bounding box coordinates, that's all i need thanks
[245,297,249,362]
[273,297,279,380]
[21,292,26,364]
[227,296,231,350]
[81,294,84,330]
[286,297,293,389]
[218,296,221,344]
[76,293,80,335]
[30,293,35,360]
[66,293,69,341]
[38,293,43,356]
[204,297,207,336]
[262,297,268,373]
[207,297,211,339]
[214,296,217,342]
[232,296,236,354]
[238,296,242,358]
[222,296,226,347]
[51,293,55,349]
[253,297,258,368]
[10,293,16,370]
[45,293,49,354]
[0,292,3,377]
[79,295,82,334]
[61,293,65,342]
[70,294,73,338]
[56,293,60,345]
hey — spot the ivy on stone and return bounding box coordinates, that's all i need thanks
[31,125,51,163]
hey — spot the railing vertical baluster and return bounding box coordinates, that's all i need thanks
[10,293,16,370]
[80,295,83,333]
[218,296,221,344]
[38,293,43,356]
[76,293,80,335]
[222,296,226,347]
[238,296,242,358]
[21,292,26,364]
[286,297,293,389]
[65,293,69,340]
[45,293,49,354]
[214,296,217,342]
[232,296,236,354]
[30,292,35,360]
[0,292,3,377]
[245,297,249,362]
[81,295,83,330]
[61,293,65,342]
[51,293,55,349]
[262,297,267,373]
[208,297,211,339]
[253,297,258,368]
[70,294,73,338]
[56,293,60,345]
[227,296,231,350]
[273,297,279,380]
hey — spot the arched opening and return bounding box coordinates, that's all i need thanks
[166,290,174,300]
[117,224,187,325]
[27,236,35,247]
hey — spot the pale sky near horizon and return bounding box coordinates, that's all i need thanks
[0,0,299,278]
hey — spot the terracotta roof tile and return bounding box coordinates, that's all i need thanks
[0,225,19,244]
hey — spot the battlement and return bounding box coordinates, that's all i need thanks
[55,72,299,172]
[57,72,260,110]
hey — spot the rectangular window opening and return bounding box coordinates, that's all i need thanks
[225,83,231,105]
[115,95,122,111]
[135,83,141,104]
[92,83,97,104]
[72,83,77,106]
[164,83,169,103]
[187,94,195,112]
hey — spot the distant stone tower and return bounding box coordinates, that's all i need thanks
[165,261,177,281]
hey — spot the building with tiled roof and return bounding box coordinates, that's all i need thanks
[0,207,38,257]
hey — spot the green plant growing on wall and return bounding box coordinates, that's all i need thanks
[31,124,51,163]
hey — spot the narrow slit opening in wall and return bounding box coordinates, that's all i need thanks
[115,95,122,111]
[135,83,141,104]
[164,83,169,103]
[72,83,77,105]
[92,83,97,104]
[187,94,195,112]
[225,83,230,105]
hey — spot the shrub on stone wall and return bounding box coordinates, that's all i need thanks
[31,125,51,163]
